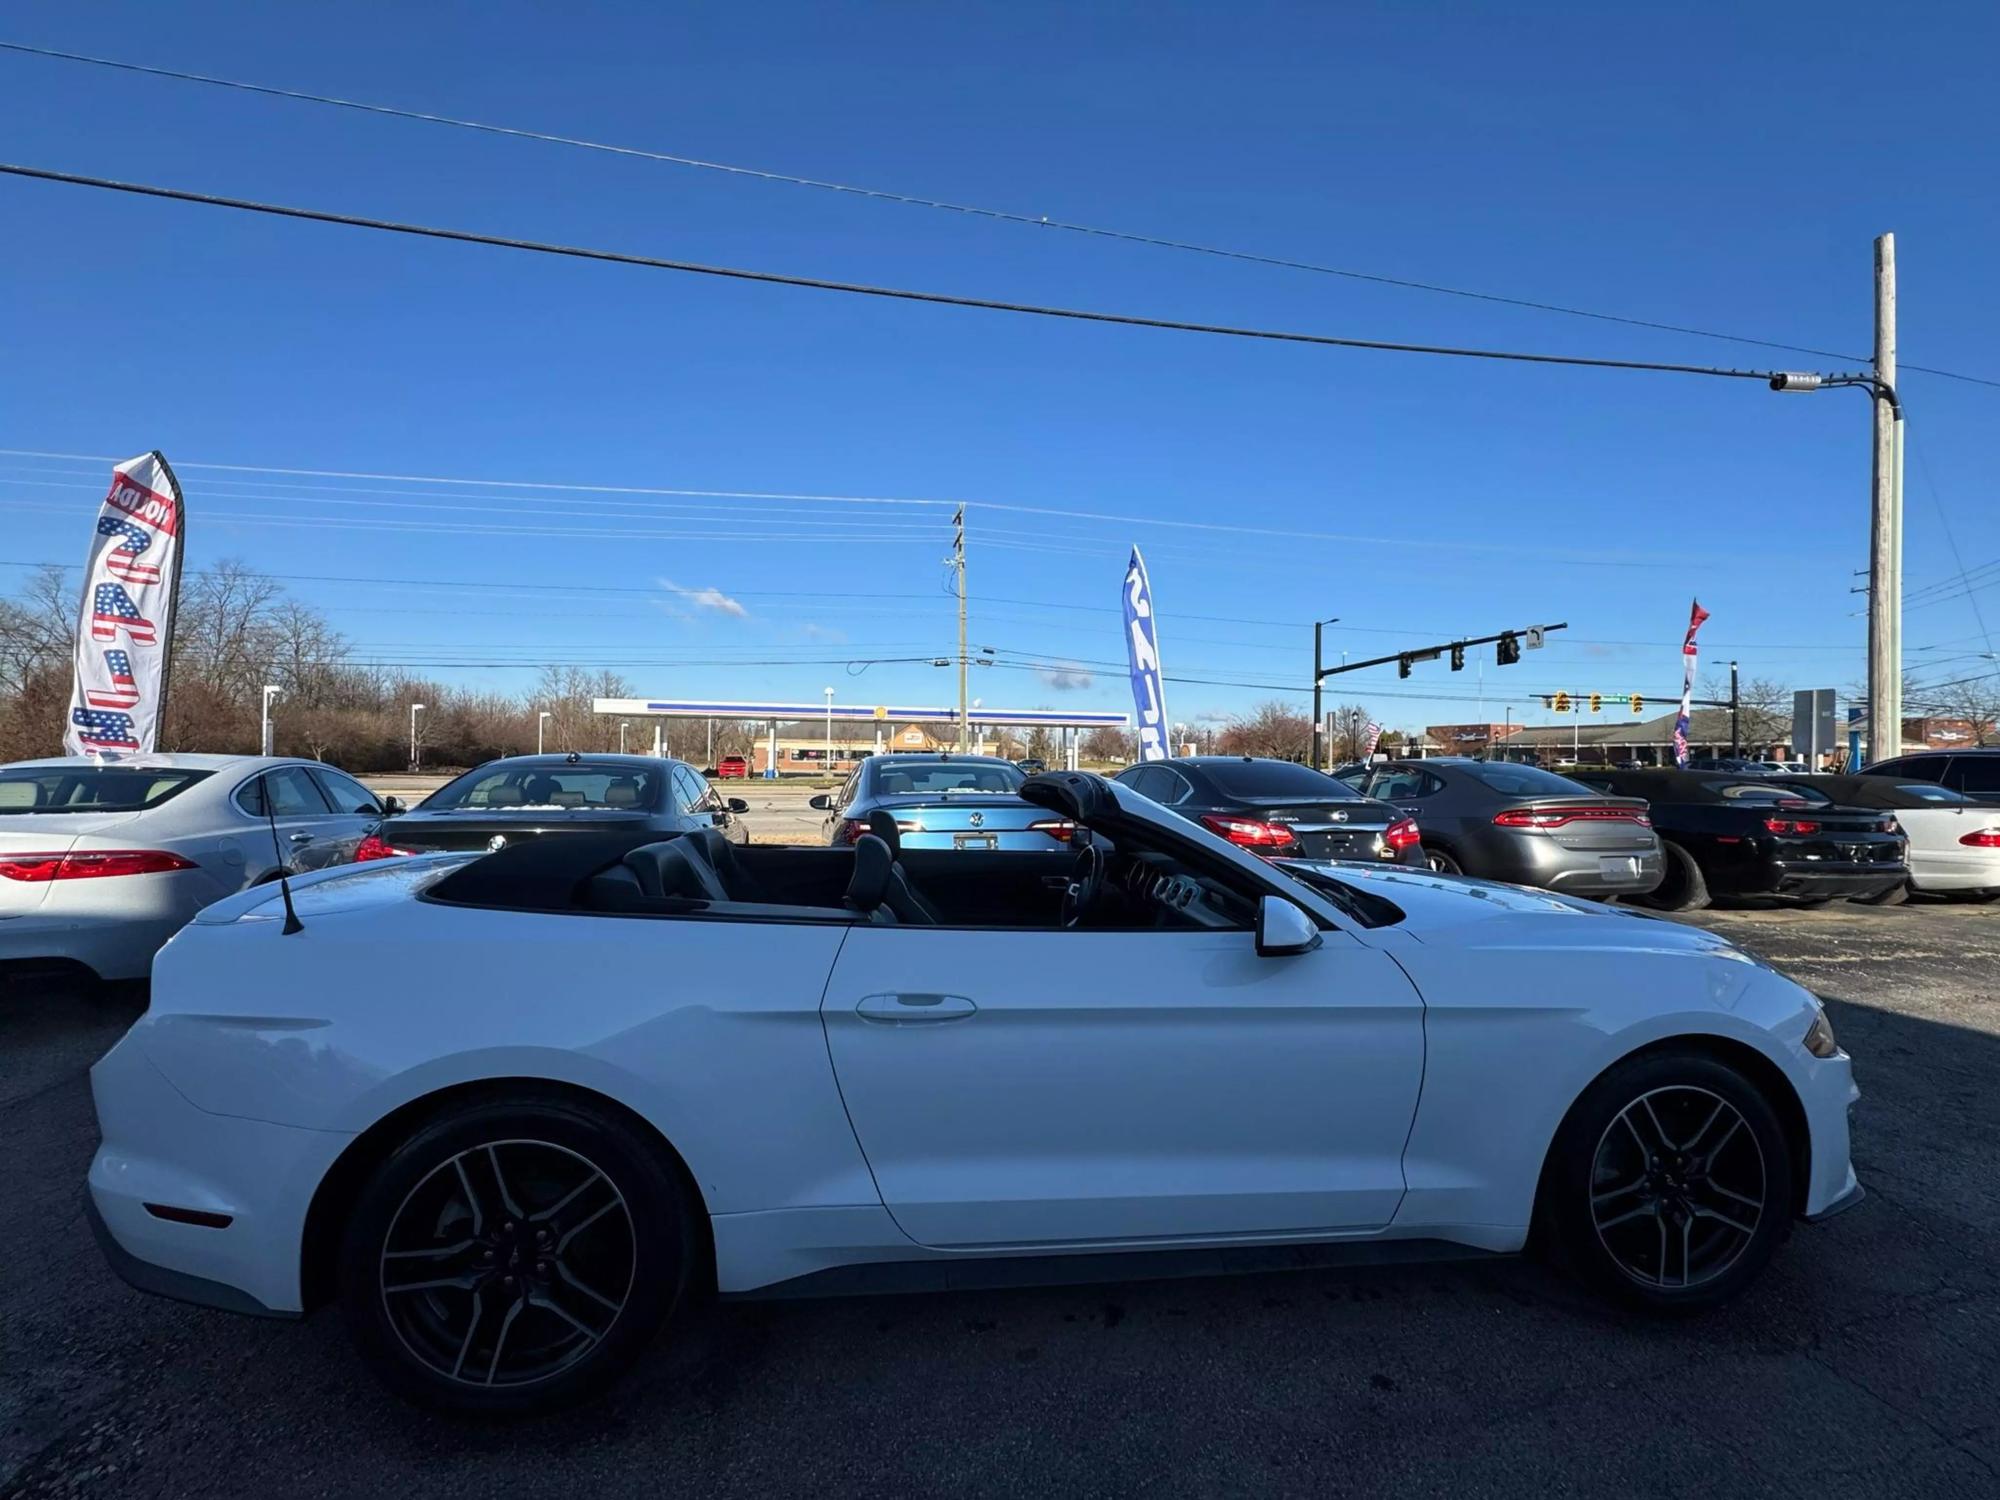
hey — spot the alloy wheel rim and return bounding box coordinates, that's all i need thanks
[1589,1086,1766,1290]
[379,1138,636,1388]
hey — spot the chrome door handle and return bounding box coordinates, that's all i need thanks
[855,993,976,1024]
[288,831,314,843]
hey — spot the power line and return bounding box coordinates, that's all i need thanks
[0,163,1840,392]
[3,39,1993,391]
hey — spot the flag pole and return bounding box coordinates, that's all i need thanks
[151,451,186,751]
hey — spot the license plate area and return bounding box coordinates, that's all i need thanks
[1598,855,1642,880]
[953,833,998,851]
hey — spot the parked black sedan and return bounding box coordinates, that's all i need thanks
[1111,756,1424,865]
[1563,767,1906,911]
[1336,758,1663,899]
[358,753,749,859]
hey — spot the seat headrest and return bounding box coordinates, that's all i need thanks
[624,837,729,903]
[843,834,894,913]
[550,790,585,808]
[604,779,639,807]
[486,784,526,807]
[865,809,901,855]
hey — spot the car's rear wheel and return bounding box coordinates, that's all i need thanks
[1544,1050,1792,1312]
[1423,845,1462,876]
[1635,841,1709,912]
[337,1094,690,1414]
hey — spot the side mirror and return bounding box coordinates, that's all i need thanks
[381,795,406,816]
[727,798,750,813]
[808,794,833,811]
[1255,895,1321,957]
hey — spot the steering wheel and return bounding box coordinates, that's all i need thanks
[1060,840,1104,930]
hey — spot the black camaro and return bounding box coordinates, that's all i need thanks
[1564,768,1906,911]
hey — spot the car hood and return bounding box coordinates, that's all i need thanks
[1298,862,1751,961]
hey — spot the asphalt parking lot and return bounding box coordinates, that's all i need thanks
[3,901,1996,1498]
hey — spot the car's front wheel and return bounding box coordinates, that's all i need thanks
[1543,1050,1793,1312]
[1422,845,1462,876]
[337,1092,692,1414]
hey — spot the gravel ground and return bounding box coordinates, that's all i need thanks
[3,900,1995,1498]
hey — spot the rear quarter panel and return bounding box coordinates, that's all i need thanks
[139,899,880,1216]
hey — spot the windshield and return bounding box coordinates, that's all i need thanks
[1202,760,1365,800]
[1267,861,1405,928]
[873,761,1024,795]
[1460,762,1601,797]
[420,764,664,812]
[0,766,212,813]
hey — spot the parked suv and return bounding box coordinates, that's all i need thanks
[1861,748,2000,805]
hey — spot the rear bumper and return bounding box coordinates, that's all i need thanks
[1762,863,1905,899]
[1475,840,1666,897]
[1909,846,2000,892]
[87,1032,346,1316]
[0,868,228,981]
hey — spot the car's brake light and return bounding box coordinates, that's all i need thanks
[1492,806,1651,829]
[0,849,197,881]
[835,818,871,846]
[1383,817,1422,852]
[353,833,416,862]
[1959,828,2000,848]
[1027,818,1077,843]
[1764,817,1822,836]
[1199,814,1299,850]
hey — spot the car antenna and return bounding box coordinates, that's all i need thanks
[260,771,304,935]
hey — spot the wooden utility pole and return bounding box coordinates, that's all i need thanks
[1867,233,1901,764]
[953,506,969,751]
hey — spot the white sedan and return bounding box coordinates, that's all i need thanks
[85,772,1861,1413]
[1,754,395,982]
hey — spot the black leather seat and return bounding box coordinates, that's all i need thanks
[845,825,939,925]
[690,829,767,902]
[623,837,730,904]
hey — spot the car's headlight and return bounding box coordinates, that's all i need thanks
[1803,1003,1840,1059]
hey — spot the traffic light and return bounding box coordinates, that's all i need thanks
[1450,643,1465,672]
[1397,654,1412,679]
[1630,693,1644,714]
[1589,693,1602,714]
[1496,632,1520,666]
[1553,691,1571,714]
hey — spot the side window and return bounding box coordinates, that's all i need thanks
[1947,757,2000,796]
[1367,768,1438,800]
[1121,766,1168,801]
[311,768,382,815]
[1870,757,1938,782]
[1156,769,1194,805]
[837,770,862,809]
[671,766,703,813]
[237,767,332,818]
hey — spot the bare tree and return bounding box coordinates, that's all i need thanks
[1325,703,1377,763]
[1217,700,1312,761]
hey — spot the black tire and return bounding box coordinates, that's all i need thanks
[1543,1050,1793,1313]
[1422,845,1462,876]
[1856,881,1909,907]
[1635,841,1709,912]
[337,1092,691,1415]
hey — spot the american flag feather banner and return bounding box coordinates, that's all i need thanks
[1672,599,1711,768]
[64,453,185,759]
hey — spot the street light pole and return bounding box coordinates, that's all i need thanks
[1309,615,1339,771]
[823,686,834,771]
[1730,661,1741,755]
[619,719,629,754]
[261,684,280,757]
[537,710,551,755]
[409,702,424,773]
[1870,233,1902,764]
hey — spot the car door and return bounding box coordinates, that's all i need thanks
[306,766,385,868]
[234,766,339,876]
[819,906,1426,1249]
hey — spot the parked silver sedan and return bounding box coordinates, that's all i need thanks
[0,754,393,982]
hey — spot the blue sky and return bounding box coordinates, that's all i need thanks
[4,1,1997,737]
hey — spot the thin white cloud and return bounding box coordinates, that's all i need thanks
[658,578,748,618]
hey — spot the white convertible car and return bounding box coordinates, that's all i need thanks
[86,773,1861,1413]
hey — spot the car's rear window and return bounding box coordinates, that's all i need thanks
[873,761,1024,795]
[421,765,663,811]
[0,766,213,813]
[1459,763,1600,797]
[1201,761,1365,799]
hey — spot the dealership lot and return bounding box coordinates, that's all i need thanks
[3,902,1995,1497]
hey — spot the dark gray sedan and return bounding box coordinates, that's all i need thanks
[1338,757,1664,899]
[811,754,1076,849]
[1111,756,1424,865]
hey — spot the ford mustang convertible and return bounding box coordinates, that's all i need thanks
[85,772,1861,1413]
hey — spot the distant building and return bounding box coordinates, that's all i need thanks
[1423,722,1526,755]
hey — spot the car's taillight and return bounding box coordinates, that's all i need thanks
[835,818,871,846]
[1383,817,1421,852]
[1959,828,2000,848]
[353,834,416,862]
[1492,806,1651,829]
[1027,818,1077,843]
[1199,814,1298,850]
[0,849,197,881]
[1764,817,1822,835]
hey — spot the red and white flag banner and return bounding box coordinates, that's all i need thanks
[64,452,186,758]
